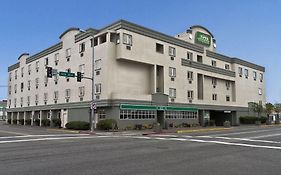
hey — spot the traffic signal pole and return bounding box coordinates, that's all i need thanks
[91,38,95,132]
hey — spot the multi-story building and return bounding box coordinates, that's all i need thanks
[0,100,7,121]
[7,20,265,128]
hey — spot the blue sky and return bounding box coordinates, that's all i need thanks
[0,0,280,103]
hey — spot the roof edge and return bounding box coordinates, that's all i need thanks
[59,27,80,39]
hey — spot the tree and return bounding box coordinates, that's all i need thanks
[265,103,274,123]
[274,103,281,124]
[249,102,264,118]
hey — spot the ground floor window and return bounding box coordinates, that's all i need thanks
[165,111,197,119]
[98,110,106,119]
[120,110,156,120]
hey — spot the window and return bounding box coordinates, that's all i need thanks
[79,64,85,74]
[27,96,30,106]
[244,69,249,78]
[156,43,164,54]
[21,67,24,77]
[27,80,31,90]
[95,84,101,94]
[169,88,176,98]
[260,73,263,82]
[169,67,176,77]
[54,91,59,100]
[44,57,48,66]
[197,55,203,63]
[20,82,24,92]
[212,94,217,101]
[211,60,216,67]
[55,53,59,66]
[94,38,98,46]
[9,72,12,81]
[169,46,176,57]
[20,97,23,107]
[238,67,243,77]
[14,84,17,94]
[66,48,71,61]
[8,85,11,95]
[35,78,39,89]
[15,70,18,79]
[44,75,48,86]
[187,90,194,99]
[258,88,262,95]
[225,64,230,70]
[226,96,230,102]
[79,42,85,53]
[79,86,85,97]
[36,61,39,72]
[123,33,132,45]
[99,34,107,44]
[28,64,31,75]
[212,78,217,86]
[187,51,193,60]
[253,71,257,80]
[35,94,39,103]
[44,93,48,102]
[95,59,101,70]
[98,110,106,119]
[187,71,193,80]
[120,110,156,120]
[65,89,71,99]
[226,80,230,89]
[14,98,17,107]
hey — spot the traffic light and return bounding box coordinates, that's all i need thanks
[46,67,52,78]
[77,72,82,82]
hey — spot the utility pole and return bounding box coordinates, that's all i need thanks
[90,36,96,132]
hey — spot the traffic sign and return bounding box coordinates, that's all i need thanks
[59,71,75,77]
[91,102,97,110]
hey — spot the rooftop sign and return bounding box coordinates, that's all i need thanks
[195,31,211,47]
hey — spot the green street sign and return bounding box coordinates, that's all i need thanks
[59,71,75,77]
[195,31,211,47]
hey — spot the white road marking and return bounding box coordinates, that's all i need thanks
[208,128,281,137]
[0,134,90,140]
[248,133,281,139]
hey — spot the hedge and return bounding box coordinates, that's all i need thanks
[240,116,267,124]
[52,118,61,127]
[25,119,31,125]
[34,119,40,126]
[97,119,117,130]
[41,119,50,127]
[65,121,90,130]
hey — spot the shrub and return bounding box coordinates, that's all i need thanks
[135,124,143,130]
[42,119,50,127]
[97,119,117,130]
[19,119,24,125]
[7,119,11,124]
[223,121,231,127]
[34,119,40,126]
[240,116,267,124]
[52,118,61,127]
[25,119,31,125]
[12,119,18,125]
[65,121,90,130]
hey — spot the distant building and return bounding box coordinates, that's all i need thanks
[7,20,266,128]
[0,100,7,121]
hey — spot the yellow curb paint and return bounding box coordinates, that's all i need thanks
[176,128,231,134]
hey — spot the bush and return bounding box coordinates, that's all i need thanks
[42,119,50,127]
[52,118,61,127]
[65,121,90,130]
[97,119,117,130]
[19,119,24,125]
[7,119,11,124]
[223,121,231,127]
[25,119,31,125]
[34,119,40,126]
[240,116,267,124]
[12,119,18,125]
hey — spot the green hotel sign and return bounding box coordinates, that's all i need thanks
[195,31,211,47]
[120,104,197,112]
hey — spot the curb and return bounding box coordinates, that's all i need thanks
[176,127,232,133]
[47,128,80,134]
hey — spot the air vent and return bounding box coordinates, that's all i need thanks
[213,85,216,88]
[96,70,100,75]
[126,46,131,50]
[189,80,192,84]
[96,95,100,100]
[189,100,192,103]
[80,53,84,57]
[171,77,175,81]
[226,87,229,90]
[171,98,175,102]
[170,57,174,60]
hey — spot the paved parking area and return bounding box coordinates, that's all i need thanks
[0,123,281,175]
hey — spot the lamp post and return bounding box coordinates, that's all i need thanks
[91,34,96,132]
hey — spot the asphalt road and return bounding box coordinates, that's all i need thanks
[0,122,281,175]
